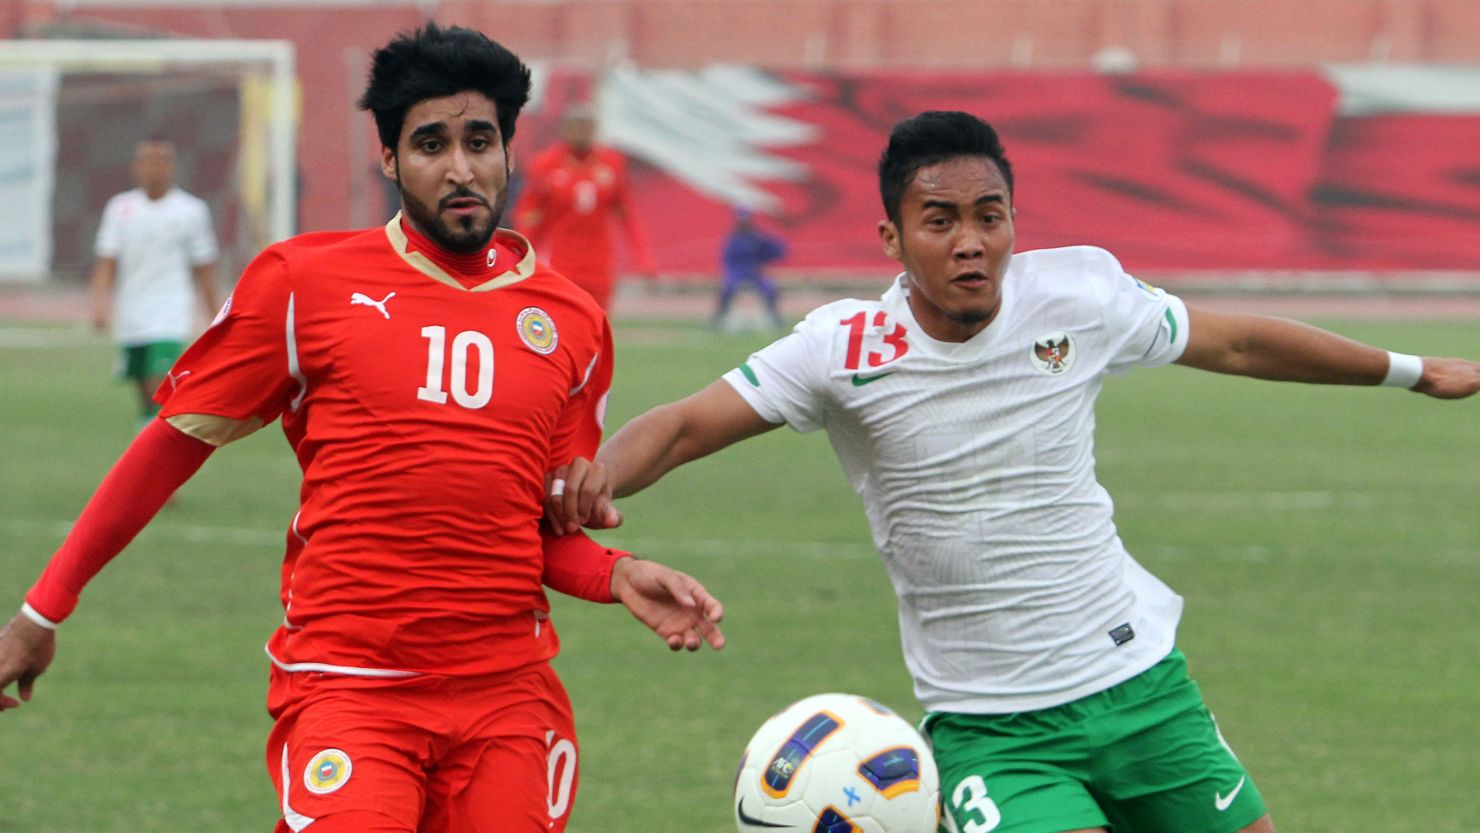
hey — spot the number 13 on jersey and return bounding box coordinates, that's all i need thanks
[840,311,909,370]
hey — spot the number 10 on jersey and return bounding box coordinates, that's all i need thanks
[418,325,495,409]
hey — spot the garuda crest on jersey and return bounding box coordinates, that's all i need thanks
[1030,331,1076,375]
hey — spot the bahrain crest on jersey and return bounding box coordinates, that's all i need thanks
[303,748,353,795]
[517,307,559,355]
[1030,331,1076,375]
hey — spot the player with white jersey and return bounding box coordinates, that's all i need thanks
[544,111,1480,833]
[92,137,220,425]
[730,245,1189,715]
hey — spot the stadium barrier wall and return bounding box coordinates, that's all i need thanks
[8,1,1480,282]
[522,65,1480,279]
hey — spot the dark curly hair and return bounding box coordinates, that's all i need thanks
[358,23,532,152]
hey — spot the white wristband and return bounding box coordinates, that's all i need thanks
[1381,351,1424,389]
[19,602,59,630]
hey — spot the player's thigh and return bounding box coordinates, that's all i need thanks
[1089,659,1268,833]
[422,664,580,833]
[930,713,1106,833]
[266,682,434,832]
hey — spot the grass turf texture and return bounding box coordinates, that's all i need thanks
[1,315,1477,832]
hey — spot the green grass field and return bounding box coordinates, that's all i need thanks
[2,313,1477,832]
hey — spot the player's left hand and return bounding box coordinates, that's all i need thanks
[1412,356,1480,399]
[609,557,725,652]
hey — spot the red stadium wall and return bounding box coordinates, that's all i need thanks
[519,67,1480,277]
[8,1,1480,278]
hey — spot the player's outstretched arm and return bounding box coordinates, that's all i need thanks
[0,613,55,711]
[609,557,726,652]
[1,419,216,711]
[545,381,778,532]
[1176,304,1480,398]
[603,381,779,497]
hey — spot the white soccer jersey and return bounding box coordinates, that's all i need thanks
[723,246,1192,714]
[94,187,218,345]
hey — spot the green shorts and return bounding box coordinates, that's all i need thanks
[926,649,1266,833]
[118,341,184,381]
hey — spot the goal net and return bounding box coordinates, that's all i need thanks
[0,39,296,285]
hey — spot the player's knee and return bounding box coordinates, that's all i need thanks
[291,810,412,833]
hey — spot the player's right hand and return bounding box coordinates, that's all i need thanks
[545,457,622,535]
[0,611,56,711]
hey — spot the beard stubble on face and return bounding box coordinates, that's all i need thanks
[399,176,509,254]
[946,306,996,329]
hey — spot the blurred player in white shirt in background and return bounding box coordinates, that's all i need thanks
[92,137,220,427]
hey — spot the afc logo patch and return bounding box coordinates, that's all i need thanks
[1029,331,1076,375]
[303,748,353,795]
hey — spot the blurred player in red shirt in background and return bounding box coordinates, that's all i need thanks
[0,24,722,833]
[518,104,656,311]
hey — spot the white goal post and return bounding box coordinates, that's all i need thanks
[0,39,296,283]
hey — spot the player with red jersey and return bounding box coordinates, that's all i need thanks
[517,104,656,311]
[0,25,723,833]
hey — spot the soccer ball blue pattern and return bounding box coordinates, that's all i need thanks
[734,693,940,832]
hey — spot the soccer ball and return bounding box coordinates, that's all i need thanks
[733,693,940,832]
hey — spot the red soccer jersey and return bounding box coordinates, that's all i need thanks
[519,143,653,300]
[157,217,612,678]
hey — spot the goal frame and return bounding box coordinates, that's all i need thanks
[0,38,297,245]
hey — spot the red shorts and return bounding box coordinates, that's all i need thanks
[266,662,578,833]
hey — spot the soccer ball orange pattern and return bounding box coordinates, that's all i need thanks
[734,693,941,832]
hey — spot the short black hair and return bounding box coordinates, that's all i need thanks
[877,111,1014,226]
[358,23,532,152]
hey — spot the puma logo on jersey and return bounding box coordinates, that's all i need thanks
[350,291,396,319]
[165,369,191,390]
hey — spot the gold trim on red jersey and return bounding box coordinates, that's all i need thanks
[167,413,266,446]
[382,213,537,292]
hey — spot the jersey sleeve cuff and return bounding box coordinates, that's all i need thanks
[19,602,59,630]
[721,369,796,428]
[1163,294,1191,364]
